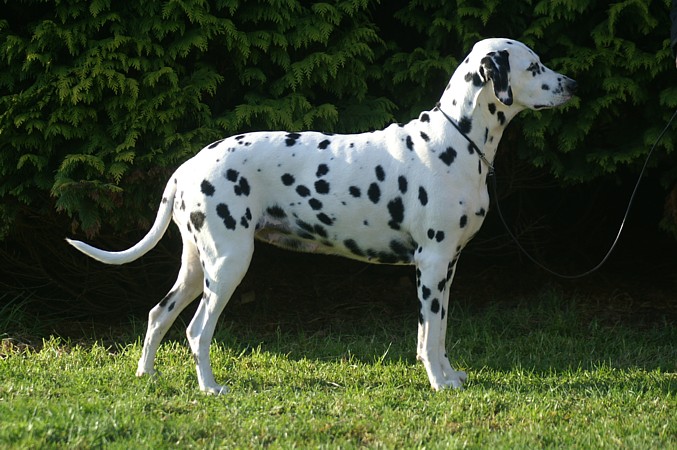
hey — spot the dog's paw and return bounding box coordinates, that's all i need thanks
[136,367,160,378]
[446,370,467,389]
[202,384,230,395]
[431,370,467,391]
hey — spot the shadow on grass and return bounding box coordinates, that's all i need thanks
[4,281,675,395]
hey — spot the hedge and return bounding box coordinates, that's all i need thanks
[1,0,676,240]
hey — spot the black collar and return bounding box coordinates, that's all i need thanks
[436,102,495,176]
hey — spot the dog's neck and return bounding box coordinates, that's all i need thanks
[436,74,524,166]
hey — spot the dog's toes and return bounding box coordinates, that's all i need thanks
[448,370,467,389]
[203,384,230,395]
[136,368,160,378]
[432,371,467,391]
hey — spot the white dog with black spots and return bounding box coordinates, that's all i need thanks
[68,38,577,394]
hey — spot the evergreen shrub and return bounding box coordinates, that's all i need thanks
[0,0,675,243]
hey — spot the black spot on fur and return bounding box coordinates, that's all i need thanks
[465,71,483,87]
[208,139,224,149]
[459,116,472,134]
[389,240,413,262]
[375,165,385,181]
[371,251,398,264]
[216,203,237,230]
[476,208,486,217]
[349,186,361,198]
[439,147,457,166]
[497,111,506,125]
[296,185,311,197]
[420,131,430,142]
[344,239,364,257]
[437,278,447,292]
[159,291,174,307]
[314,224,328,238]
[435,231,445,242]
[314,180,330,194]
[431,298,440,313]
[235,177,250,196]
[316,164,329,177]
[420,113,430,122]
[427,229,435,239]
[406,135,414,151]
[472,72,483,86]
[460,215,468,228]
[318,139,331,149]
[308,198,323,210]
[422,285,431,300]
[240,208,252,227]
[398,176,408,194]
[488,103,496,114]
[367,183,381,204]
[200,180,215,196]
[317,213,333,225]
[418,187,428,206]
[296,220,314,233]
[226,169,239,182]
[281,174,295,186]
[266,205,287,218]
[190,211,206,231]
[162,197,168,204]
[467,142,475,155]
[387,197,405,230]
[285,132,301,146]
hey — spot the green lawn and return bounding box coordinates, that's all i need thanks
[1,290,675,448]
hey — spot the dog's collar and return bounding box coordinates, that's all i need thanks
[435,102,495,176]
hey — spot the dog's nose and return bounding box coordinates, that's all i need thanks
[565,78,578,94]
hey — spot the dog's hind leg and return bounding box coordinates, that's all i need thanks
[136,237,203,377]
[186,239,254,395]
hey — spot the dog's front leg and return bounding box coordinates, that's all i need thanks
[436,258,467,388]
[415,250,466,390]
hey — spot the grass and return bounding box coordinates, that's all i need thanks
[0,289,675,448]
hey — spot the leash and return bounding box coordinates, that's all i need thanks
[436,103,677,279]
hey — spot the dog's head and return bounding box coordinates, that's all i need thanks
[473,38,577,110]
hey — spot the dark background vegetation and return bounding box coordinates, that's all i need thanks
[1,0,675,326]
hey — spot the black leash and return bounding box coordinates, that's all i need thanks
[437,103,677,279]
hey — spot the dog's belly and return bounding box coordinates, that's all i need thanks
[253,218,418,265]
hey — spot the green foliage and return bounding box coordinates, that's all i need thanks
[0,0,387,236]
[1,0,676,238]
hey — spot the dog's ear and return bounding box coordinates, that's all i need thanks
[479,50,513,106]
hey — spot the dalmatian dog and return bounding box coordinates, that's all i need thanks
[67,38,576,394]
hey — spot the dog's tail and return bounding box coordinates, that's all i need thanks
[65,178,177,265]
